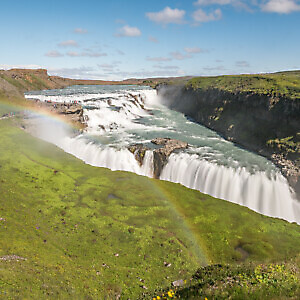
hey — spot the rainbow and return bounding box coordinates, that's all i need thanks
[0,96,210,265]
[0,97,81,129]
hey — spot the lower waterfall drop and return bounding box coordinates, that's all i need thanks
[160,153,300,223]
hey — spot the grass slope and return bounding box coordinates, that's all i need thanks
[186,71,300,100]
[0,102,299,298]
[153,258,300,299]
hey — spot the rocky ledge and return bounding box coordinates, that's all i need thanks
[128,138,188,178]
[34,101,86,126]
[157,84,300,198]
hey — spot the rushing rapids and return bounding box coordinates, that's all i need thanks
[25,85,300,223]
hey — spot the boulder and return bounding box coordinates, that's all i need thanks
[128,144,149,166]
[128,138,188,178]
[152,138,188,178]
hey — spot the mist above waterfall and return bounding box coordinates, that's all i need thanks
[25,85,300,224]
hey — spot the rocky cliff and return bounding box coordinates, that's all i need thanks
[0,69,75,98]
[157,83,300,196]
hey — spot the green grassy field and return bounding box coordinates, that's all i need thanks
[0,101,299,298]
[185,71,300,99]
[154,257,300,299]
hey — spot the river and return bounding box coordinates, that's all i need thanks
[25,85,300,224]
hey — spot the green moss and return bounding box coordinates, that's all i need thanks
[267,135,300,154]
[185,71,300,99]
[0,74,27,91]
[152,256,300,299]
[0,101,299,298]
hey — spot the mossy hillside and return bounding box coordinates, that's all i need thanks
[0,69,57,91]
[0,95,28,115]
[186,71,300,100]
[157,72,300,196]
[0,111,300,298]
[0,120,202,299]
[153,257,300,299]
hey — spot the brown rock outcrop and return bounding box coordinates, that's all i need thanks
[152,138,188,178]
[128,144,149,166]
[128,138,188,178]
[157,84,300,198]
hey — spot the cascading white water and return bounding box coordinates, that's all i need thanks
[160,153,300,223]
[25,85,300,224]
[60,136,154,177]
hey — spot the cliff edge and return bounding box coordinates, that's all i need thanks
[157,71,300,196]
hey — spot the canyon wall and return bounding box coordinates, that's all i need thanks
[157,84,300,196]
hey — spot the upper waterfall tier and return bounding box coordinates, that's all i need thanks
[25,85,300,224]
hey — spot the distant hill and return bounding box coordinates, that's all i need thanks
[0,68,193,99]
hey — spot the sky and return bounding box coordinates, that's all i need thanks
[0,0,300,80]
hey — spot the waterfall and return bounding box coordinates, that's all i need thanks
[25,85,300,225]
[160,153,300,223]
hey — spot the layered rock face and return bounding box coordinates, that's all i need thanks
[35,101,85,126]
[128,138,188,178]
[157,85,300,196]
[151,138,188,178]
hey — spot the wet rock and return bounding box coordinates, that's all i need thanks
[109,122,118,131]
[128,138,188,178]
[35,102,85,126]
[128,144,149,166]
[271,153,300,199]
[152,138,188,178]
[64,105,83,115]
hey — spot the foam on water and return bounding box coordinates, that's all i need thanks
[161,153,300,223]
[25,85,300,224]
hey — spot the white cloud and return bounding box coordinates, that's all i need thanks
[116,25,141,37]
[203,65,226,71]
[58,40,78,47]
[194,0,252,11]
[261,0,300,13]
[48,66,186,80]
[74,28,88,34]
[66,51,107,57]
[170,51,192,60]
[153,65,179,70]
[48,66,95,79]
[45,50,64,57]
[98,61,121,72]
[193,8,222,22]
[194,0,232,5]
[66,52,81,57]
[146,56,172,62]
[236,60,250,67]
[184,47,205,53]
[102,69,186,80]
[99,63,115,68]
[146,7,186,25]
[117,50,125,55]
[149,36,159,43]
[0,64,43,70]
